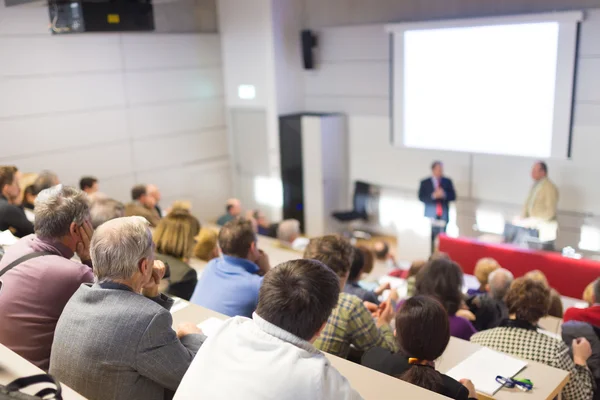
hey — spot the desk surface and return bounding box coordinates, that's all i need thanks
[438,337,569,400]
[0,344,87,400]
[172,302,447,400]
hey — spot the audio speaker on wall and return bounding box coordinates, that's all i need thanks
[301,30,317,70]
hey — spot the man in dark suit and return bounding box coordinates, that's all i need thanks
[418,161,456,253]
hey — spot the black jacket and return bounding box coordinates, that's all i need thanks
[418,177,456,222]
[466,294,509,332]
[362,347,476,400]
[0,195,34,238]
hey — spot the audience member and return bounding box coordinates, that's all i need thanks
[584,281,596,307]
[525,270,564,318]
[193,228,219,262]
[90,198,125,229]
[344,246,395,305]
[190,218,270,317]
[33,170,59,194]
[565,278,600,327]
[0,186,93,369]
[305,235,397,358]
[362,296,477,400]
[147,184,163,217]
[406,259,426,297]
[153,209,199,300]
[217,198,242,226]
[415,259,477,340]
[18,172,38,222]
[472,278,594,400]
[467,258,500,296]
[125,184,161,227]
[466,268,513,331]
[79,176,99,195]
[277,219,309,251]
[0,166,34,237]
[169,201,201,237]
[50,217,205,400]
[373,240,398,268]
[175,259,362,400]
[253,209,276,236]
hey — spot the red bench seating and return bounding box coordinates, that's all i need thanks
[438,234,600,299]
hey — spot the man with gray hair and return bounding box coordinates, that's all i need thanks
[90,197,125,228]
[466,268,513,331]
[0,185,94,370]
[50,217,205,400]
[277,219,309,251]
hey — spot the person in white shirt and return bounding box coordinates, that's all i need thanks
[175,259,363,400]
[276,219,309,252]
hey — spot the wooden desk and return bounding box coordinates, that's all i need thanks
[437,337,569,400]
[0,344,87,399]
[172,302,447,400]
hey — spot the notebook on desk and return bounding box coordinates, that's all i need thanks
[446,347,528,396]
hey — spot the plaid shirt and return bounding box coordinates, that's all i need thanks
[314,292,397,358]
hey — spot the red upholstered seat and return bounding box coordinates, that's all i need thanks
[438,234,600,299]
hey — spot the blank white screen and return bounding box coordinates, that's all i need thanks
[389,13,582,159]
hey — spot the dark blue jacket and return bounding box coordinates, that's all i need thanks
[418,177,456,222]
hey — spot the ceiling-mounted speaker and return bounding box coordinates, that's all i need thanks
[301,29,318,70]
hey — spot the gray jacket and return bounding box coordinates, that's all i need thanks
[562,320,600,381]
[50,282,205,400]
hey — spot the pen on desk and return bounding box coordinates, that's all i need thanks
[496,376,534,392]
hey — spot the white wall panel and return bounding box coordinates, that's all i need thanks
[122,34,222,70]
[579,9,600,56]
[0,74,126,118]
[125,68,223,105]
[128,99,225,138]
[0,110,128,160]
[574,104,600,127]
[317,25,389,62]
[0,6,49,36]
[0,36,122,76]
[132,129,228,171]
[575,58,600,102]
[100,174,137,203]
[305,96,388,116]
[305,62,389,97]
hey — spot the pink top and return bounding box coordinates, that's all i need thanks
[0,235,93,370]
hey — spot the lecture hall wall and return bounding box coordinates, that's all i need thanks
[0,1,231,221]
[302,1,600,253]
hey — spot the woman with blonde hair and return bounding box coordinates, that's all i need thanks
[153,208,199,300]
[524,270,564,318]
[467,258,500,296]
[193,228,219,262]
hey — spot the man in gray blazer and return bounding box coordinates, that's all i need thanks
[50,216,205,400]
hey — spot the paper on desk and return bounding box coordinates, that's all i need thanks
[197,317,225,337]
[0,230,18,246]
[170,298,190,314]
[446,347,527,396]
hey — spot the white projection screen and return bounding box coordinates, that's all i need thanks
[387,12,583,159]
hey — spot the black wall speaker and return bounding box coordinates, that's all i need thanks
[301,30,318,70]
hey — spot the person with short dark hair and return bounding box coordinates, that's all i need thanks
[565,278,600,328]
[175,259,362,400]
[0,165,34,237]
[305,235,397,358]
[472,278,594,400]
[190,218,271,317]
[363,296,477,400]
[216,198,242,226]
[124,184,161,227]
[415,259,477,340]
[79,176,98,195]
[344,246,395,305]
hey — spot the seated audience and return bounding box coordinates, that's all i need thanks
[50,217,205,400]
[175,259,362,400]
[190,218,270,317]
[169,201,201,235]
[253,209,276,237]
[415,259,477,340]
[584,281,596,307]
[18,172,38,222]
[562,319,600,400]
[153,209,199,300]
[373,240,398,268]
[0,166,34,237]
[467,257,500,296]
[125,184,161,227]
[193,228,219,261]
[344,246,394,305]
[406,259,426,297]
[33,170,59,194]
[277,219,309,251]
[0,185,93,369]
[90,198,125,229]
[305,235,397,358]
[147,184,163,217]
[525,269,564,318]
[79,176,99,195]
[363,296,477,400]
[472,278,594,400]
[565,278,600,327]
[466,268,513,331]
[217,198,242,226]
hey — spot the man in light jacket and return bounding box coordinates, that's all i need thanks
[50,217,205,400]
[175,259,363,400]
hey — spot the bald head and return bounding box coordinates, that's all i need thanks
[91,216,153,282]
[488,268,514,301]
[147,184,161,202]
[226,198,242,217]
